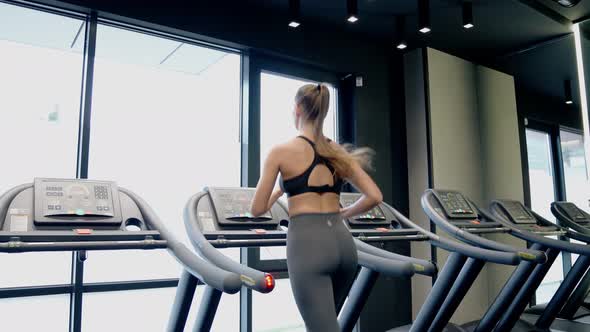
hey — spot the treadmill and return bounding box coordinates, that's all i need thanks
[549,202,590,322]
[421,188,590,331]
[491,199,590,331]
[0,178,242,332]
[337,193,437,332]
[339,195,530,332]
[179,187,418,332]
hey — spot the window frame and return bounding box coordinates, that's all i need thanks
[523,118,574,306]
[0,2,349,332]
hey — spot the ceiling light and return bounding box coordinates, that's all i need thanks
[462,1,474,29]
[347,15,359,23]
[551,0,581,8]
[564,79,574,105]
[418,0,431,33]
[347,0,358,23]
[395,16,407,50]
[289,0,301,28]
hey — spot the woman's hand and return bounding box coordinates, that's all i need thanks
[340,206,351,219]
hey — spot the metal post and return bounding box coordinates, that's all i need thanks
[429,258,485,331]
[559,262,590,319]
[69,250,86,332]
[475,243,545,332]
[193,286,223,332]
[338,267,380,332]
[494,248,560,331]
[410,252,467,332]
[167,269,199,332]
[536,255,590,328]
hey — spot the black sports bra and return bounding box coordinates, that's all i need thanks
[279,136,344,198]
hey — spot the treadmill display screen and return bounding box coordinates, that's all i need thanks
[559,202,590,223]
[211,188,272,221]
[340,195,386,221]
[433,190,477,219]
[40,180,115,218]
[501,201,536,224]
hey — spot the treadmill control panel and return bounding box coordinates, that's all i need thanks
[34,178,122,225]
[340,193,390,226]
[432,190,477,219]
[496,200,536,224]
[207,187,277,226]
[554,202,590,224]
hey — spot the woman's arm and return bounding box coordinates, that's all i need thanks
[340,160,383,219]
[251,146,282,217]
[266,188,284,212]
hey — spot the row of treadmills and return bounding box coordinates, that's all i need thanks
[2,178,590,331]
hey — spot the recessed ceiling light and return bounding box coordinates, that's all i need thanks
[462,2,474,30]
[418,0,431,33]
[395,16,407,50]
[564,79,574,105]
[347,0,358,23]
[289,0,301,28]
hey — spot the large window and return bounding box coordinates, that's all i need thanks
[560,130,590,263]
[256,71,338,331]
[85,23,242,282]
[525,128,564,304]
[259,71,338,261]
[0,2,85,288]
[82,287,239,331]
[560,130,590,210]
[0,2,344,331]
[0,295,70,331]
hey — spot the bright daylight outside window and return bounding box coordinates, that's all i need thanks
[526,129,564,304]
[0,2,84,291]
[84,23,241,330]
[255,71,338,332]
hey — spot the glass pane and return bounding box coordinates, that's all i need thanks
[86,24,241,281]
[0,295,70,330]
[0,2,85,287]
[526,129,563,303]
[253,278,305,332]
[259,72,338,261]
[82,286,239,332]
[560,130,590,263]
[561,130,590,209]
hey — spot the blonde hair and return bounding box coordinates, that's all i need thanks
[295,83,374,178]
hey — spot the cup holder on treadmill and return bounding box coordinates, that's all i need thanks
[124,218,142,231]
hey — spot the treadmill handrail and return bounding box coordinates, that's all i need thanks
[281,199,430,276]
[468,200,547,263]
[0,239,168,252]
[551,203,590,238]
[184,191,274,294]
[353,238,436,276]
[357,251,415,277]
[420,191,546,264]
[490,200,590,256]
[384,202,521,265]
[0,183,33,229]
[119,188,242,294]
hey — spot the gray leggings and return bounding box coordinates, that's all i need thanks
[287,213,358,332]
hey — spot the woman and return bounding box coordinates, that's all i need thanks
[250,83,383,332]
